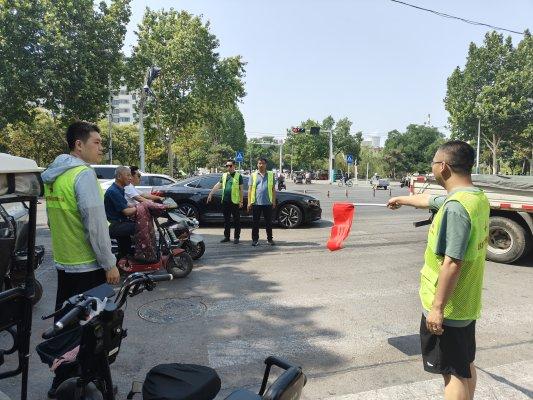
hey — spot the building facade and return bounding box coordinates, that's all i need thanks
[110,85,137,124]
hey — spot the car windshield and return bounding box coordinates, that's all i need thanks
[93,167,116,180]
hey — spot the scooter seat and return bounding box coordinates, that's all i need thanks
[143,363,221,400]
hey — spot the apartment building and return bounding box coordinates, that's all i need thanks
[110,85,138,124]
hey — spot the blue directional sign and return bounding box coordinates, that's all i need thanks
[346,154,354,164]
[235,151,244,163]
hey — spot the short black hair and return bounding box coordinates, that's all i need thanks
[66,121,100,150]
[438,140,475,175]
[130,166,139,175]
[226,159,235,166]
[257,157,267,164]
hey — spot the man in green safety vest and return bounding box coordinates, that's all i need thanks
[387,141,489,400]
[208,159,243,243]
[42,121,120,397]
[247,157,277,246]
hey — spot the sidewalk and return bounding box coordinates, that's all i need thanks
[323,360,533,400]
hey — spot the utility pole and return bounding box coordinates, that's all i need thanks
[107,76,113,164]
[279,139,283,173]
[138,92,146,171]
[366,163,369,182]
[476,119,481,174]
[290,145,293,176]
[328,130,333,183]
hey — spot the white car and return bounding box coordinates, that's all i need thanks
[98,169,177,194]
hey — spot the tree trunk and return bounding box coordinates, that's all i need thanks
[491,133,498,175]
[167,129,175,176]
[530,146,533,176]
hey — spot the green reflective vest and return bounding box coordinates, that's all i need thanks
[221,172,241,204]
[249,171,274,205]
[420,190,490,320]
[44,166,102,265]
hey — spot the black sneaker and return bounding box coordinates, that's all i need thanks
[220,238,230,243]
[268,240,276,246]
[233,238,240,244]
[252,241,259,247]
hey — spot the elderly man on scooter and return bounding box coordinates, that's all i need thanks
[104,166,137,265]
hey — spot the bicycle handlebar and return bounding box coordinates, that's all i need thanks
[41,273,172,339]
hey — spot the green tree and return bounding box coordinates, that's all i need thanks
[0,0,44,129]
[445,31,533,174]
[98,120,139,166]
[383,125,444,177]
[2,109,66,166]
[127,9,246,174]
[247,137,280,171]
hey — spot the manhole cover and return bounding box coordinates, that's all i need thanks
[138,297,207,324]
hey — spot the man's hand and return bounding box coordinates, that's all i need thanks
[426,308,444,335]
[272,201,276,209]
[106,266,120,285]
[207,194,212,203]
[247,204,252,212]
[239,201,243,209]
[387,197,402,210]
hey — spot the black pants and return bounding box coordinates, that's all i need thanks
[222,201,241,239]
[252,205,273,242]
[54,269,107,322]
[109,221,136,259]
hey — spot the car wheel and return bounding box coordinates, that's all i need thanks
[278,204,303,229]
[177,203,199,220]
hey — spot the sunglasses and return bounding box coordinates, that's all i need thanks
[226,164,234,167]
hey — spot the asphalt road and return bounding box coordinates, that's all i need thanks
[1,182,532,399]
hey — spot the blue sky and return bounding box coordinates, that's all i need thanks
[124,1,531,144]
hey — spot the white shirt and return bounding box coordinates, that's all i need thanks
[124,183,141,206]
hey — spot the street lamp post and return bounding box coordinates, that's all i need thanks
[138,66,160,171]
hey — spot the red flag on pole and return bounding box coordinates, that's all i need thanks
[327,203,355,251]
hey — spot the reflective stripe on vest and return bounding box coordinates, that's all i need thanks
[250,171,273,204]
[221,172,241,204]
[420,190,490,320]
[44,166,102,265]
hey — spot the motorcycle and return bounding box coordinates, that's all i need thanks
[163,210,205,260]
[277,177,286,191]
[37,273,307,400]
[0,202,45,305]
[110,200,193,279]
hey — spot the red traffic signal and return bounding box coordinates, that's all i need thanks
[291,127,305,133]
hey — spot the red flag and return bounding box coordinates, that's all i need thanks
[327,203,355,251]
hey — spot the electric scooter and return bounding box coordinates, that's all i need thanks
[37,273,307,400]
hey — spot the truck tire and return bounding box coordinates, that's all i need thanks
[487,216,528,263]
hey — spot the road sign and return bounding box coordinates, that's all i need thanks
[346,154,354,164]
[235,151,244,163]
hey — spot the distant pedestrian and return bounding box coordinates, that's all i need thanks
[388,140,489,400]
[248,157,276,246]
[207,160,243,244]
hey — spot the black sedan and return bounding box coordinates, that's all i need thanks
[152,174,322,229]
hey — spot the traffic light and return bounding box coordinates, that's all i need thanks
[310,126,320,135]
[291,127,305,133]
[146,66,161,87]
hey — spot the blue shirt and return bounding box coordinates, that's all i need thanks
[249,171,272,205]
[104,182,129,222]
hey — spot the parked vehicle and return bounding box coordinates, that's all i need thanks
[411,175,533,264]
[99,169,176,194]
[110,200,193,279]
[37,273,307,400]
[370,174,389,190]
[153,174,322,229]
[0,153,43,400]
[163,210,205,260]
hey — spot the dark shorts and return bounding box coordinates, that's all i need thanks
[420,314,476,378]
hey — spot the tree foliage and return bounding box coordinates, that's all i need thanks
[445,31,533,174]
[127,9,246,174]
[382,124,445,178]
[0,0,131,128]
[2,109,66,166]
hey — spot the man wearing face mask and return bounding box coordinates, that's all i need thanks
[387,141,489,400]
